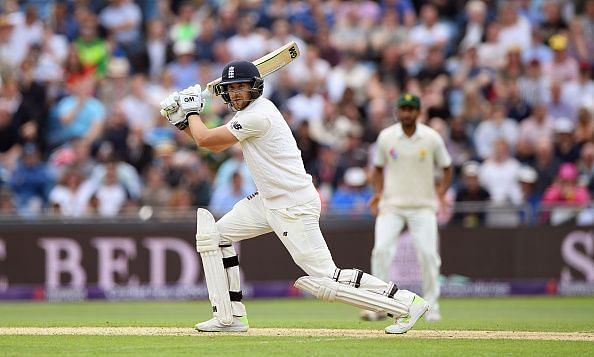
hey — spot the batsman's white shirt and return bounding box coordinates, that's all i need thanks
[374,122,451,211]
[225,96,319,209]
[219,96,335,278]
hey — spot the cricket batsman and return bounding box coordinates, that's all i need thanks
[159,60,429,334]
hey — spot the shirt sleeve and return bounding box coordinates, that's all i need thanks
[433,132,452,168]
[373,133,386,168]
[225,112,271,142]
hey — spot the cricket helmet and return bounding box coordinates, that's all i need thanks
[216,60,264,104]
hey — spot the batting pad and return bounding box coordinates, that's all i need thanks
[196,209,233,325]
[294,276,409,318]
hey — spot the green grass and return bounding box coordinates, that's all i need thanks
[1,296,593,356]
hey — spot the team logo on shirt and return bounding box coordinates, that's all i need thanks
[419,148,427,161]
[389,148,398,160]
[230,120,242,130]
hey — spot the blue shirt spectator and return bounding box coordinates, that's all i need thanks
[329,167,373,216]
[47,77,106,148]
[209,171,253,218]
[9,144,54,216]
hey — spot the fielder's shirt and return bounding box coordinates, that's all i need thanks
[226,97,318,209]
[374,122,452,211]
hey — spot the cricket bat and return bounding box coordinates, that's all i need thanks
[160,41,300,117]
[205,41,300,96]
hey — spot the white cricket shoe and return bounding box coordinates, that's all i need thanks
[195,316,249,332]
[385,295,429,334]
[424,309,441,322]
[360,310,388,321]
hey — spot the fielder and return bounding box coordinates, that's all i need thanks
[160,61,429,334]
[364,93,452,322]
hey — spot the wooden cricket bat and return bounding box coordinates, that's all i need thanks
[205,41,300,96]
[161,42,300,117]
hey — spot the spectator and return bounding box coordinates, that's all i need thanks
[497,1,532,53]
[446,117,477,174]
[90,160,130,217]
[48,166,92,217]
[553,118,582,163]
[47,75,106,149]
[212,144,255,193]
[130,18,172,81]
[167,40,199,90]
[562,62,594,112]
[286,79,325,128]
[123,126,154,176]
[473,101,519,160]
[518,102,554,148]
[518,58,549,107]
[0,84,21,172]
[530,136,561,197]
[453,161,490,228]
[9,143,54,216]
[0,187,13,214]
[185,163,212,208]
[577,142,594,192]
[195,17,220,63]
[521,28,553,66]
[98,0,142,55]
[329,166,372,216]
[309,145,346,202]
[140,165,172,208]
[209,171,252,218]
[90,152,141,201]
[293,121,319,172]
[226,15,266,61]
[577,0,594,64]
[326,51,372,104]
[478,138,523,206]
[101,104,130,159]
[457,0,488,52]
[99,56,133,107]
[0,13,27,71]
[540,0,569,43]
[542,34,579,83]
[409,3,451,61]
[517,165,540,225]
[477,22,506,70]
[547,81,576,123]
[574,107,594,145]
[72,15,108,77]
[542,162,590,225]
[120,74,158,133]
[168,2,199,44]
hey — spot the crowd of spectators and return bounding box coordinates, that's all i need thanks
[0,0,593,227]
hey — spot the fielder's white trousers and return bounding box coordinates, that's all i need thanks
[372,207,441,310]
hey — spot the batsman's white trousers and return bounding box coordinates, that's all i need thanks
[216,193,337,278]
[372,207,441,311]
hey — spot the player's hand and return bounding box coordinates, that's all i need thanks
[368,194,380,216]
[159,92,188,130]
[178,84,205,119]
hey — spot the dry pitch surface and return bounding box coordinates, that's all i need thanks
[0,327,592,341]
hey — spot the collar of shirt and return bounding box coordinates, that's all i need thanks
[395,123,423,141]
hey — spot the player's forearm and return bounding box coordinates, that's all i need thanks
[437,166,453,197]
[186,115,235,152]
[370,167,384,196]
[187,114,211,145]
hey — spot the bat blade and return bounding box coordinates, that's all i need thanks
[204,41,300,96]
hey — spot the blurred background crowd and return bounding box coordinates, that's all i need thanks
[0,0,593,227]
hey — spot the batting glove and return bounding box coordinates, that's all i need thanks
[178,84,205,119]
[159,92,188,130]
